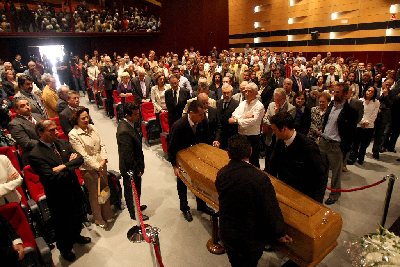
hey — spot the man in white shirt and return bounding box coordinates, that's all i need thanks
[172,67,192,95]
[229,82,265,167]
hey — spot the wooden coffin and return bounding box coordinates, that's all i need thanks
[176,143,342,267]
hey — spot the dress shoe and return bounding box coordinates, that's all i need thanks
[373,153,380,159]
[197,206,215,216]
[140,205,147,211]
[182,210,193,222]
[357,159,364,165]
[75,235,91,244]
[61,251,76,262]
[131,214,149,221]
[380,148,387,153]
[388,149,397,153]
[324,198,337,205]
[342,166,349,172]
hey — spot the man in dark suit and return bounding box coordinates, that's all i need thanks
[216,135,292,267]
[132,70,152,104]
[290,66,303,92]
[217,84,239,149]
[268,112,327,203]
[269,69,284,90]
[197,93,221,146]
[168,100,214,222]
[11,54,26,73]
[14,75,47,118]
[29,120,90,262]
[324,65,340,88]
[0,214,25,266]
[116,103,149,221]
[260,74,274,108]
[9,98,44,166]
[59,91,80,134]
[101,56,118,118]
[301,66,317,90]
[165,75,191,129]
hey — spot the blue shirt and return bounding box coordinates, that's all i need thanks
[322,101,344,142]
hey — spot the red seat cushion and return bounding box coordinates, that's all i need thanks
[23,165,45,203]
[0,202,36,249]
[160,112,169,133]
[0,146,21,173]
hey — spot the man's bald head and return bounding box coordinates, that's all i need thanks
[197,92,209,109]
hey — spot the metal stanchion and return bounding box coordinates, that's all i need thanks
[380,174,397,233]
[125,171,164,266]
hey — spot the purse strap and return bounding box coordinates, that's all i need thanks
[98,175,101,196]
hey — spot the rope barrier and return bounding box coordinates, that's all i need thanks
[131,179,165,267]
[326,177,387,193]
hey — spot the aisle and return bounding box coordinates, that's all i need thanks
[49,96,400,267]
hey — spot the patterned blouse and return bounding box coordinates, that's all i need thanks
[308,106,326,142]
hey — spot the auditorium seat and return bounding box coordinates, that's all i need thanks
[0,202,53,267]
[141,102,160,145]
[159,111,169,154]
[112,90,135,122]
[23,165,56,244]
[49,117,69,141]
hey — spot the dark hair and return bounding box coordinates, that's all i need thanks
[123,102,140,117]
[70,106,90,126]
[270,112,295,131]
[171,66,180,73]
[212,72,222,84]
[188,99,204,113]
[227,134,252,160]
[17,74,33,88]
[336,82,349,93]
[294,91,307,107]
[363,86,377,101]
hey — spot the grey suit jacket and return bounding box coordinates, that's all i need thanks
[132,76,152,102]
[9,113,43,166]
[14,90,47,118]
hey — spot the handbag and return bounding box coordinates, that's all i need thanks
[98,175,110,205]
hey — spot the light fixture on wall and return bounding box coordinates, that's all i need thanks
[331,12,338,20]
[254,22,260,29]
[254,5,261,13]
[288,35,294,41]
[329,32,336,39]
[288,18,294,24]
[390,4,399,14]
[289,0,295,7]
[254,37,261,43]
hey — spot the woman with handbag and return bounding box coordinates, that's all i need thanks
[68,107,114,228]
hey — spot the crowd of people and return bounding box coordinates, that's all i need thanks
[1,44,400,266]
[0,1,160,33]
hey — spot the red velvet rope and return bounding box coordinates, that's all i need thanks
[131,180,165,267]
[326,177,386,192]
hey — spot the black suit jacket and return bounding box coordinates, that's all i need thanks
[291,75,303,92]
[28,140,84,212]
[269,133,327,203]
[168,115,210,167]
[216,159,286,251]
[165,88,191,129]
[205,107,221,143]
[132,76,152,102]
[9,113,43,166]
[322,101,358,152]
[260,86,274,108]
[268,77,284,90]
[101,65,118,91]
[216,98,239,149]
[12,60,26,73]
[116,119,144,176]
[301,75,317,90]
[294,106,311,135]
[59,107,74,135]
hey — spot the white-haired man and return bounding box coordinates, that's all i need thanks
[229,82,265,167]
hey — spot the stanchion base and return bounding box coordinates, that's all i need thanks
[127,224,150,243]
[206,239,225,254]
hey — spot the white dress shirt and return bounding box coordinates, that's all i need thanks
[232,99,265,136]
[358,99,380,129]
[0,155,23,206]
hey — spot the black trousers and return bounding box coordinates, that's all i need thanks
[122,173,142,219]
[177,178,206,211]
[246,135,260,168]
[372,112,391,154]
[105,89,114,116]
[350,128,374,162]
[387,122,400,151]
[225,246,263,267]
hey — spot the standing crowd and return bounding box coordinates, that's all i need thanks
[0,45,400,266]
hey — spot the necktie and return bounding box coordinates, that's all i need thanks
[191,124,197,134]
[297,78,302,91]
[28,116,36,125]
[173,90,177,105]
[51,143,63,162]
[223,102,228,110]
